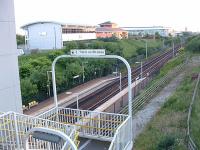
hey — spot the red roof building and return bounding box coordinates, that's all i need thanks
[96,21,128,39]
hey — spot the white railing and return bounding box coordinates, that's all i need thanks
[187,73,200,150]
[38,107,129,141]
[0,111,78,150]
[108,116,132,150]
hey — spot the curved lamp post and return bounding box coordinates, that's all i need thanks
[51,51,133,143]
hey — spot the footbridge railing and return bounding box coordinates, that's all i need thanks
[0,111,79,150]
[38,107,130,142]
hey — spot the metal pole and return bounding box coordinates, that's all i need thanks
[172,40,175,57]
[119,72,122,91]
[76,94,79,109]
[82,64,85,83]
[163,39,165,49]
[47,71,51,97]
[145,40,148,59]
[141,62,143,79]
[13,112,21,150]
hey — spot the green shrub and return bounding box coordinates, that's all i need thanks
[157,135,175,150]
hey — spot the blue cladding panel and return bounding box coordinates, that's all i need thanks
[27,23,62,50]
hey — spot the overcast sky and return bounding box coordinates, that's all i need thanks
[14,0,200,34]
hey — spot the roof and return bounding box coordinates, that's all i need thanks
[99,21,116,25]
[21,21,65,29]
[96,27,126,32]
[122,26,171,30]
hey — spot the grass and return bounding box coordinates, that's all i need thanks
[142,53,186,91]
[134,64,199,150]
[119,39,162,58]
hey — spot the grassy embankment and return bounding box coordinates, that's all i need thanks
[134,56,200,150]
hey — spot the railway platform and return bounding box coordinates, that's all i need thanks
[24,75,117,116]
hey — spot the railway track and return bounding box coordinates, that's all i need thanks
[68,46,181,110]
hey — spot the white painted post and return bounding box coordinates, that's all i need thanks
[13,112,21,149]
[119,72,122,91]
[145,40,148,59]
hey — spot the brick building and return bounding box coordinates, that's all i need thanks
[96,21,128,39]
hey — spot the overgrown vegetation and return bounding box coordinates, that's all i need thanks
[186,35,200,53]
[134,64,199,150]
[19,38,172,105]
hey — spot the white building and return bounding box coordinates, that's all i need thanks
[62,24,96,41]
[0,0,22,113]
[21,22,97,51]
[122,26,172,37]
[22,21,64,50]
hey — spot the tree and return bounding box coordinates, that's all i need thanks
[155,32,161,39]
[16,34,25,45]
[186,36,200,52]
[64,41,78,53]
[21,78,38,105]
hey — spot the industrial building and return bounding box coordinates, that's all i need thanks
[22,22,97,51]
[0,0,22,113]
[96,21,128,39]
[21,21,64,50]
[122,26,172,37]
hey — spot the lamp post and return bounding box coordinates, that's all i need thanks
[113,71,122,91]
[136,61,143,79]
[51,53,133,147]
[82,61,88,83]
[73,75,79,85]
[172,40,175,57]
[145,40,148,59]
[47,71,52,97]
[66,92,79,109]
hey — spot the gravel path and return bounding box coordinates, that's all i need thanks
[132,72,185,140]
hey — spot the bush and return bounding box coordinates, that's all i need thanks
[157,135,175,150]
[186,36,200,52]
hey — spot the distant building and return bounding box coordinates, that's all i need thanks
[21,21,64,51]
[21,22,97,51]
[62,24,96,41]
[122,26,172,37]
[96,21,128,39]
[0,0,22,113]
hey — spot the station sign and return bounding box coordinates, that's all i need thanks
[70,49,105,56]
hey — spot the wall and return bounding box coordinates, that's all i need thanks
[62,33,96,41]
[27,23,62,50]
[0,0,22,113]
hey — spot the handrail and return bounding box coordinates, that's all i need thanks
[187,73,200,150]
[108,116,132,150]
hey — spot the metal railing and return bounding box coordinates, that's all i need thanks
[108,116,132,150]
[187,73,200,150]
[38,107,129,141]
[120,62,186,114]
[0,111,78,150]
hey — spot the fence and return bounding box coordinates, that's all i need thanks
[108,116,132,150]
[187,73,200,150]
[38,107,129,142]
[0,111,78,150]
[120,62,186,114]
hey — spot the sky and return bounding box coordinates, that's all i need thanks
[14,0,200,34]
